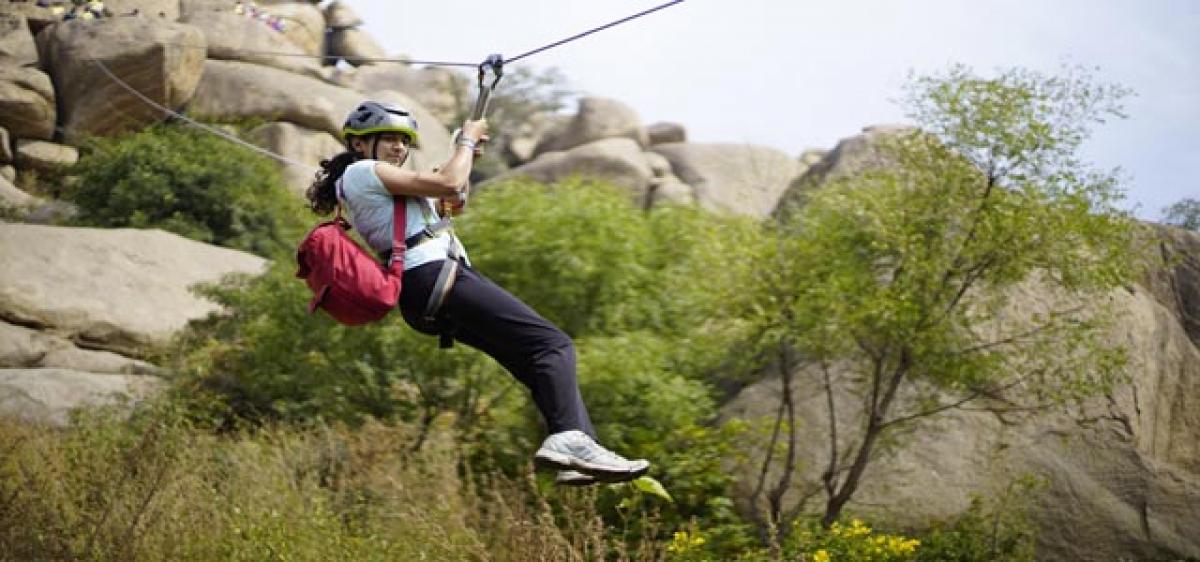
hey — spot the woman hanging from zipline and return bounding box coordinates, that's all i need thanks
[305,101,650,486]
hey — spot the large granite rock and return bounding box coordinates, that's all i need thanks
[260,1,324,56]
[180,9,321,75]
[0,13,38,66]
[0,223,267,355]
[0,65,55,140]
[245,121,341,196]
[188,58,359,138]
[722,229,1200,560]
[774,125,917,216]
[0,1,60,33]
[1,321,159,376]
[650,142,801,217]
[486,137,654,204]
[330,62,465,126]
[534,97,649,155]
[0,368,162,426]
[327,27,386,65]
[40,18,206,141]
[646,121,686,146]
[14,139,77,170]
[0,172,36,209]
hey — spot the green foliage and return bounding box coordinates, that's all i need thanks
[1163,197,1200,231]
[739,64,1141,528]
[787,518,921,562]
[917,477,1041,562]
[65,122,305,258]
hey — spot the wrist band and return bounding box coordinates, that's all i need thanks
[456,137,477,150]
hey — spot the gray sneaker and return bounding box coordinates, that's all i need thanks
[534,430,650,482]
[555,470,597,487]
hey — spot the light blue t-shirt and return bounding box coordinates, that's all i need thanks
[338,160,467,270]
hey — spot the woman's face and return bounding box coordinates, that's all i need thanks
[352,133,412,166]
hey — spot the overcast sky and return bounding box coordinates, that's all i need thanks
[356,0,1199,220]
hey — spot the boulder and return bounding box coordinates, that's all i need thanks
[646,121,686,145]
[650,142,801,217]
[1,321,159,375]
[0,165,13,182]
[504,112,569,166]
[775,125,917,216]
[487,138,653,203]
[647,176,694,208]
[40,18,206,141]
[0,13,38,66]
[0,1,60,33]
[0,172,36,209]
[260,1,324,56]
[180,10,322,75]
[0,368,162,427]
[14,139,77,170]
[323,0,363,29]
[245,121,341,196]
[331,62,465,126]
[721,234,1200,560]
[0,125,10,163]
[328,27,387,65]
[0,65,55,140]
[188,58,358,138]
[534,97,649,155]
[188,61,452,168]
[0,223,267,355]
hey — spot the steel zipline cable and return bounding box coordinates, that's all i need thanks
[85,0,687,168]
[89,58,318,172]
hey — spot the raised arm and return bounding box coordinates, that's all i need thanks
[376,119,488,198]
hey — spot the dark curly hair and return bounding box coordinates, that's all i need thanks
[305,150,359,215]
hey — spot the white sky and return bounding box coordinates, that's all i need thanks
[355,0,1199,220]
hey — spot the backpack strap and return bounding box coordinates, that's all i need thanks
[388,195,406,275]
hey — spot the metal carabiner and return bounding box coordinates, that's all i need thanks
[470,53,504,120]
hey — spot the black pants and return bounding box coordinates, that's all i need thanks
[400,259,596,437]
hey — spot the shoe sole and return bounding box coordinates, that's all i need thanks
[534,450,650,483]
[555,475,599,487]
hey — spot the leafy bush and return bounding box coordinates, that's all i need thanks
[66,122,305,258]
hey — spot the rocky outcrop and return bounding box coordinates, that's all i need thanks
[0,126,11,163]
[647,121,686,145]
[1,321,159,376]
[0,172,36,209]
[0,65,56,140]
[0,368,162,426]
[721,227,1200,561]
[104,0,182,20]
[0,223,266,355]
[40,18,206,141]
[0,13,38,66]
[329,62,464,126]
[260,1,324,56]
[774,125,916,216]
[651,142,800,217]
[188,58,359,138]
[488,138,654,203]
[245,121,340,195]
[14,139,77,170]
[534,97,649,156]
[328,28,386,65]
[180,10,321,75]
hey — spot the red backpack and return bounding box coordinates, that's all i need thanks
[295,198,405,325]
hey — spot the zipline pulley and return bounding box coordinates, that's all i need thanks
[471,54,504,120]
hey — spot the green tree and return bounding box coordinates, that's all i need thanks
[67,123,305,258]
[1162,197,1200,231]
[740,65,1139,533]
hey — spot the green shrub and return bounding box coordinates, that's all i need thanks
[66,123,305,258]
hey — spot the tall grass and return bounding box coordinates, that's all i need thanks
[0,403,670,562]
